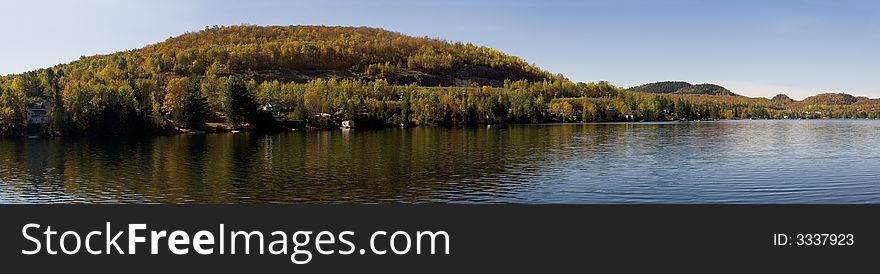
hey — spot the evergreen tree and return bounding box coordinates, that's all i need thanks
[224,77,256,128]
[182,84,211,130]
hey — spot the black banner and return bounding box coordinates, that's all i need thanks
[1,205,876,272]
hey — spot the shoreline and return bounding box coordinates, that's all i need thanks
[7,117,877,139]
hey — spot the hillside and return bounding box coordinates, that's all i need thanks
[800,93,858,105]
[95,25,552,87]
[628,81,738,96]
[770,94,794,104]
[0,25,557,135]
[675,84,737,96]
[627,81,692,94]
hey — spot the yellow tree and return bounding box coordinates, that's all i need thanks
[162,77,191,117]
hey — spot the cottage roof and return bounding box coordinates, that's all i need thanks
[27,102,48,110]
[262,101,290,112]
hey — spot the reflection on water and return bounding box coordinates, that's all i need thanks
[1,120,879,204]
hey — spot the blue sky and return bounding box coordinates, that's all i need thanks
[1,0,878,99]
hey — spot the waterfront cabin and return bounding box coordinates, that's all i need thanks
[261,101,291,119]
[26,103,49,125]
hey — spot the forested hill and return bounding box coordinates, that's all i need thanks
[0,25,560,135]
[82,25,554,87]
[2,25,880,137]
[771,94,794,104]
[628,81,738,96]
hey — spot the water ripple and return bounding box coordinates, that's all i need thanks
[1,120,879,203]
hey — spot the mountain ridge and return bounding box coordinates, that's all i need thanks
[627,81,738,96]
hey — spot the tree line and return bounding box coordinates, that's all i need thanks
[6,67,880,137]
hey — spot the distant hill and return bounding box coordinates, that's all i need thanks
[770,94,794,104]
[627,81,738,96]
[627,81,692,94]
[675,84,737,96]
[801,93,858,105]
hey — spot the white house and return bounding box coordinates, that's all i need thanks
[26,103,49,125]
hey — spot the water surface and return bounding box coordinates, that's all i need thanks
[1,120,879,203]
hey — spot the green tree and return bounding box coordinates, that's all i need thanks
[182,86,211,130]
[0,107,21,136]
[0,82,27,134]
[224,77,256,128]
[400,91,412,126]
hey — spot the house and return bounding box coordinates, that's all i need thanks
[26,102,49,125]
[261,101,291,119]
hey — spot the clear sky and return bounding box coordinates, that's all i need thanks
[1,0,878,99]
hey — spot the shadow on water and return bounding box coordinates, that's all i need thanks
[1,120,880,203]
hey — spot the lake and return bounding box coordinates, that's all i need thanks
[1,120,879,203]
